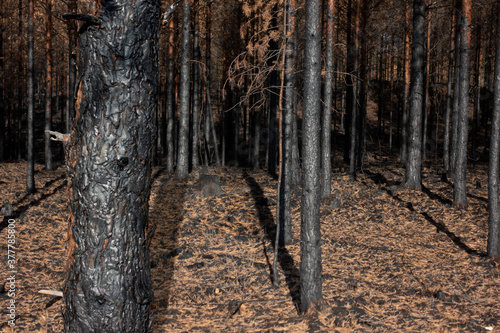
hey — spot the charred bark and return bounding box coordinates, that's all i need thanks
[404,0,425,189]
[26,0,34,193]
[63,0,159,330]
[166,14,175,173]
[176,0,191,177]
[191,6,200,169]
[66,0,77,133]
[453,0,471,207]
[44,0,53,170]
[0,0,4,161]
[321,0,335,197]
[301,0,323,314]
[488,5,500,257]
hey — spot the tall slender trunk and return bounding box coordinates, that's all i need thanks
[191,6,200,168]
[267,5,279,176]
[404,0,425,189]
[472,25,482,159]
[348,0,361,175]
[453,0,471,207]
[450,0,461,176]
[62,0,159,329]
[400,0,411,164]
[301,0,323,314]
[444,6,456,173]
[487,4,500,257]
[44,0,53,170]
[176,0,191,177]
[422,15,431,161]
[166,14,175,173]
[278,0,296,248]
[321,0,335,197]
[26,0,34,193]
[66,0,77,133]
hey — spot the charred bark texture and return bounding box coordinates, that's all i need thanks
[176,0,191,177]
[63,0,159,331]
[404,0,425,189]
[488,5,500,257]
[453,0,471,207]
[26,0,35,193]
[45,0,53,171]
[301,0,323,314]
[321,0,335,197]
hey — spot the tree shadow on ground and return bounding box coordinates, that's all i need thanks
[243,170,301,312]
[0,177,67,232]
[148,169,186,327]
[364,170,486,257]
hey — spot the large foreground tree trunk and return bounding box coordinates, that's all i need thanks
[301,0,323,314]
[488,4,500,257]
[62,0,159,331]
[404,0,425,189]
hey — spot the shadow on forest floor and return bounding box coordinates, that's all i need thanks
[363,169,486,257]
[243,170,301,313]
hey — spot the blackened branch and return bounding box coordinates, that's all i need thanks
[161,0,182,25]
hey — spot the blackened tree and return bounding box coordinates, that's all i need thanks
[404,0,425,189]
[26,0,34,193]
[321,0,335,197]
[0,0,3,161]
[59,0,160,330]
[177,0,191,178]
[166,11,175,173]
[301,0,323,314]
[191,4,200,169]
[453,0,471,207]
[66,0,77,133]
[488,4,500,257]
[44,0,53,171]
[277,0,296,248]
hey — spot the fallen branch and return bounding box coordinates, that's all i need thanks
[38,289,63,297]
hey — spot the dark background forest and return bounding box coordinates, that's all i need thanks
[1,0,500,331]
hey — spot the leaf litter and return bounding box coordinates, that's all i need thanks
[0,158,499,332]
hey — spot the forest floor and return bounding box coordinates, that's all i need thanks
[0,155,499,332]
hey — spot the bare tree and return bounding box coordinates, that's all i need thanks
[177,0,191,177]
[404,0,425,189]
[488,3,500,257]
[26,0,34,193]
[301,0,323,314]
[44,0,53,170]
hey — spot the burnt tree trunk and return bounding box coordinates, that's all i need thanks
[404,0,425,189]
[44,0,53,170]
[66,0,77,133]
[176,0,191,177]
[301,0,323,314]
[26,0,35,193]
[166,13,175,173]
[488,5,500,257]
[63,0,159,330]
[277,0,296,247]
[400,0,411,164]
[444,6,456,173]
[191,6,200,168]
[321,0,335,197]
[453,0,471,207]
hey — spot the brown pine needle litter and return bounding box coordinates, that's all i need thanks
[0,160,499,332]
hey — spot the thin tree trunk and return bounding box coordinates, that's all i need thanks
[62,0,159,329]
[348,0,361,175]
[422,15,431,161]
[321,0,335,197]
[400,0,411,164]
[26,0,34,193]
[450,0,461,176]
[176,0,191,178]
[278,0,296,248]
[191,6,200,168]
[166,13,175,173]
[404,0,425,189]
[472,25,482,159]
[453,0,471,207]
[66,0,77,133]
[444,6,456,173]
[44,0,53,170]
[301,0,323,314]
[267,5,279,176]
[488,4,500,257]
